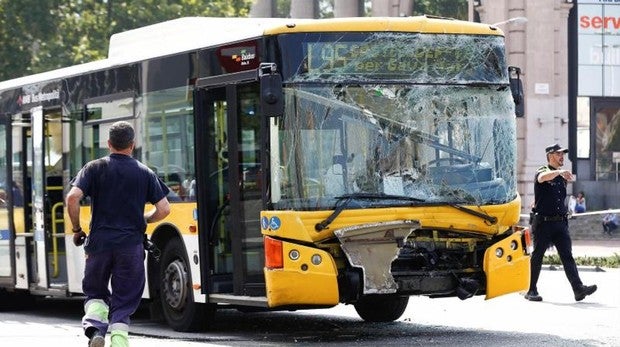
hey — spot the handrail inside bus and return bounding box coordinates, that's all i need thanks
[50,201,64,278]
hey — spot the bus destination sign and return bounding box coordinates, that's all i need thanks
[305,36,504,82]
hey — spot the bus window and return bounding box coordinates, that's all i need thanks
[237,84,264,277]
[203,87,232,274]
[83,93,136,164]
[85,92,134,123]
[143,86,195,202]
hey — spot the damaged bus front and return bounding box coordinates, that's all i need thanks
[261,21,531,322]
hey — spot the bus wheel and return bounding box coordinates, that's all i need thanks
[160,238,208,332]
[354,295,409,322]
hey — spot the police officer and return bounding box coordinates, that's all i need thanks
[525,143,597,302]
[66,121,170,347]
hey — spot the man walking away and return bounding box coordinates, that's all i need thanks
[66,121,170,347]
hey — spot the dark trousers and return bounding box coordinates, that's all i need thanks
[82,243,145,335]
[603,222,618,233]
[529,220,582,292]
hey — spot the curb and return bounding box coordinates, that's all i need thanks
[545,264,608,272]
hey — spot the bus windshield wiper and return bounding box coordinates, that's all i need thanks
[445,202,498,225]
[315,193,426,231]
[431,187,498,225]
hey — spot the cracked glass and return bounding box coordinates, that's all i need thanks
[271,32,516,210]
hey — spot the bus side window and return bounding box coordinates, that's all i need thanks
[165,173,184,201]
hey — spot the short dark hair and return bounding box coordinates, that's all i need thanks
[109,121,135,150]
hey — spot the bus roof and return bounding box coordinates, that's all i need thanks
[0,16,503,92]
[263,15,503,36]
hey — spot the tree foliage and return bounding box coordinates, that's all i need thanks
[0,0,57,79]
[0,0,253,81]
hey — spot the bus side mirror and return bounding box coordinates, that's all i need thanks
[509,66,524,118]
[259,64,283,117]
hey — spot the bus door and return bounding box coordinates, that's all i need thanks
[11,106,66,292]
[0,114,14,287]
[194,71,267,298]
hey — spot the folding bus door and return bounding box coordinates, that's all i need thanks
[194,72,267,299]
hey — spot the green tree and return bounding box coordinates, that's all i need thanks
[0,0,253,80]
[35,1,111,73]
[0,0,57,80]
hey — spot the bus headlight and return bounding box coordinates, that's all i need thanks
[311,254,322,265]
[495,247,504,258]
[510,240,518,250]
[289,249,300,261]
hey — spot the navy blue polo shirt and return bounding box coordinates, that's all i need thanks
[72,153,169,253]
[533,165,567,217]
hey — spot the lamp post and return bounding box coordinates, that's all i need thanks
[492,16,528,26]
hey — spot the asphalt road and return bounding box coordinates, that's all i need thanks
[0,268,618,346]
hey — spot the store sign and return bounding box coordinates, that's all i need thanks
[577,2,620,96]
[578,0,620,4]
[579,14,620,32]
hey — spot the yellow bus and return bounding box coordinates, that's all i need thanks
[0,16,531,331]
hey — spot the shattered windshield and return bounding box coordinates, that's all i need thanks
[270,33,516,210]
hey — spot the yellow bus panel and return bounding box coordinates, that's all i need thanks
[483,230,530,299]
[265,240,339,307]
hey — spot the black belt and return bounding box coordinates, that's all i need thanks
[539,215,567,222]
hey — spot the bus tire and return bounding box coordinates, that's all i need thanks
[354,295,409,322]
[159,238,210,332]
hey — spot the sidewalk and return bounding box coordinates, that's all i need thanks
[553,239,620,257]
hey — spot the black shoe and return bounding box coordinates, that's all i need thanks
[524,290,543,302]
[574,284,597,301]
[88,331,105,347]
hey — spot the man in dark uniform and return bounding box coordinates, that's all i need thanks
[525,143,597,302]
[66,121,170,347]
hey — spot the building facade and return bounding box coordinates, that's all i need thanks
[570,0,620,211]
[479,0,620,212]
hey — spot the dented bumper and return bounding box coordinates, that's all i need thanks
[335,220,530,299]
[335,220,420,294]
